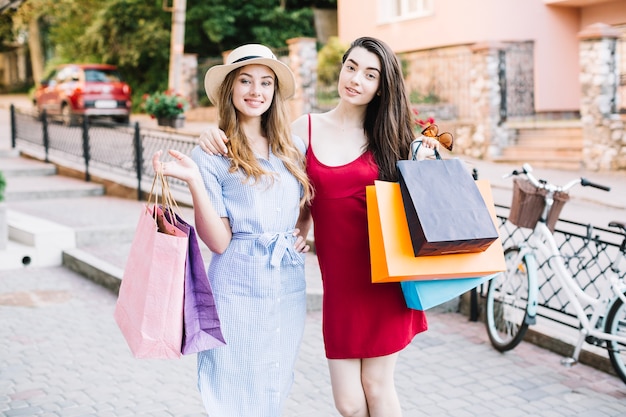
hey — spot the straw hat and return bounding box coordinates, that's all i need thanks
[204,44,296,103]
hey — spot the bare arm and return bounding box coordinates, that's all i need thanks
[291,114,310,149]
[152,149,232,253]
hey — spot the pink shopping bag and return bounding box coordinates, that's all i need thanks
[113,204,188,359]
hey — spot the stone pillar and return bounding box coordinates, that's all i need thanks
[181,53,198,107]
[287,37,318,120]
[579,23,625,171]
[468,42,509,159]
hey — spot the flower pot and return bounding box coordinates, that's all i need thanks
[157,115,185,129]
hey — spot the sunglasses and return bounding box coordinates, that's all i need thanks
[421,124,454,151]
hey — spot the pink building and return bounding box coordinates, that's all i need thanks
[334,0,626,170]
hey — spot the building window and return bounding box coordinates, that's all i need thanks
[380,0,434,22]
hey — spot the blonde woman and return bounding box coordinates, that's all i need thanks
[153,44,311,417]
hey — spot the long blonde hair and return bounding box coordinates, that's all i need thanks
[216,67,311,206]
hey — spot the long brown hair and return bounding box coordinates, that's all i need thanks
[216,67,311,206]
[342,37,414,182]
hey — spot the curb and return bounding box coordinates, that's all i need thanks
[62,247,324,313]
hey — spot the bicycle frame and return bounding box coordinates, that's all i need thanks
[515,219,626,360]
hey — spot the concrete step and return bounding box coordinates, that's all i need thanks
[0,155,57,177]
[5,175,105,201]
[499,122,584,170]
[500,147,582,159]
[0,210,76,269]
[493,155,583,171]
[6,196,146,245]
[513,136,583,148]
[0,148,19,158]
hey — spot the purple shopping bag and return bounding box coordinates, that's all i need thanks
[170,212,226,354]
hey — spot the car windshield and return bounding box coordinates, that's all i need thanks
[84,69,124,83]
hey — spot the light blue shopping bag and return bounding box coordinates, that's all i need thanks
[401,274,498,311]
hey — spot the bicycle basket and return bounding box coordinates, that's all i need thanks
[508,178,570,232]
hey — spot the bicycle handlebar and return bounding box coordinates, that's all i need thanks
[580,178,611,192]
[504,163,611,194]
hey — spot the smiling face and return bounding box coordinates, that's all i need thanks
[231,64,276,119]
[337,46,381,107]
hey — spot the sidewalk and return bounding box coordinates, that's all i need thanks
[2,265,625,417]
[2,95,626,416]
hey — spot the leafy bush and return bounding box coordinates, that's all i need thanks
[317,36,348,87]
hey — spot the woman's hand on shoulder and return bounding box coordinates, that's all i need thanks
[198,127,229,156]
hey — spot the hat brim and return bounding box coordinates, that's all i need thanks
[204,57,296,104]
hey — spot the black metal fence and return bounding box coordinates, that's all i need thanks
[11,105,197,199]
[488,205,626,330]
[10,104,626,330]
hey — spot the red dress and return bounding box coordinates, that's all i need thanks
[306,118,428,359]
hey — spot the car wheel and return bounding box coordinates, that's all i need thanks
[61,105,76,127]
[33,101,43,121]
[114,116,130,125]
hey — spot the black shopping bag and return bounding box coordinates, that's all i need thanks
[396,158,499,256]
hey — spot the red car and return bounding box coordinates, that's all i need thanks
[33,63,132,125]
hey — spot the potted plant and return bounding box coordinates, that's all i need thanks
[142,90,189,128]
[0,170,7,250]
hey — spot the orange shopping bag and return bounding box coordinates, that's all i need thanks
[366,179,506,283]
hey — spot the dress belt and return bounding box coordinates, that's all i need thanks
[233,231,304,267]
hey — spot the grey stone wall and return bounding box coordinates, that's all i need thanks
[579,23,626,171]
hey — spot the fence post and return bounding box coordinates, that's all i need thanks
[42,110,50,163]
[10,105,16,148]
[133,122,143,201]
[82,116,91,182]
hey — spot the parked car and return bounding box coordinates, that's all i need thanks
[33,63,132,125]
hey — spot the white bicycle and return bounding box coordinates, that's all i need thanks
[484,163,626,384]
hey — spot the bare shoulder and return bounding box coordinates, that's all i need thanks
[291,113,309,139]
[292,112,334,147]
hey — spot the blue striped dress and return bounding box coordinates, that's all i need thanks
[190,141,306,417]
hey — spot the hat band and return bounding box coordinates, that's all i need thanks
[231,55,267,64]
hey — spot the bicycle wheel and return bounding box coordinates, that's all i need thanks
[485,246,531,351]
[605,294,626,384]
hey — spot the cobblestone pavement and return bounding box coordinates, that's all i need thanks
[2,266,626,417]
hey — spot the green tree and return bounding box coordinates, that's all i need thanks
[0,11,15,52]
[5,0,335,107]
[185,0,316,54]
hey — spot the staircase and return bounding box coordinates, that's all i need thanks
[0,150,132,271]
[494,120,584,171]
